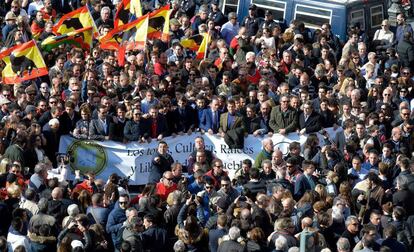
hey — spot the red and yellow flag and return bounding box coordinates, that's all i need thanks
[130,0,142,18]
[180,34,205,51]
[53,6,98,37]
[41,27,93,51]
[148,5,170,42]
[196,32,211,59]
[100,14,149,51]
[114,0,131,28]
[0,40,48,84]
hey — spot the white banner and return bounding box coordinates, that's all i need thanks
[58,127,341,185]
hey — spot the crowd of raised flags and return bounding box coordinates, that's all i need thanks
[0,2,210,85]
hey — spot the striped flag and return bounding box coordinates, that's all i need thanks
[53,6,98,37]
[148,5,170,42]
[41,27,93,51]
[114,0,131,28]
[0,40,48,84]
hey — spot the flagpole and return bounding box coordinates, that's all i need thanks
[204,31,210,60]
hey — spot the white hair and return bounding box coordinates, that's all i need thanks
[288,247,299,252]
[228,226,241,240]
[49,118,60,127]
[100,6,110,16]
[275,235,288,251]
[173,240,186,252]
[246,51,255,61]
[336,237,350,252]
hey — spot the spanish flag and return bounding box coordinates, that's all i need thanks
[122,14,149,50]
[53,6,98,37]
[114,0,131,28]
[148,5,170,42]
[41,27,93,52]
[100,14,149,51]
[130,0,142,18]
[196,33,210,59]
[0,40,48,84]
[180,34,205,51]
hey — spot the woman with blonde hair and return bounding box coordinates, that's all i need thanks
[0,158,11,174]
[337,77,356,97]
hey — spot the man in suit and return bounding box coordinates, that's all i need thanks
[173,96,197,134]
[200,96,221,134]
[145,106,168,140]
[298,101,321,135]
[59,100,80,135]
[269,94,298,135]
[294,160,318,200]
[89,105,111,141]
[219,99,246,149]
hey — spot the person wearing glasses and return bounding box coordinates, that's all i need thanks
[106,194,130,247]
[155,171,177,202]
[340,216,360,249]
[205,159,227,190]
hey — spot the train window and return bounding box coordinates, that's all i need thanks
[222,0,239,16]
[370,5,384,28]
[294,4,332,29]
[252,0,286,21]
[350,10,365,31]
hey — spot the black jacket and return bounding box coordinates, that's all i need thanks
[298,111,322,134]
[140,226,168,252]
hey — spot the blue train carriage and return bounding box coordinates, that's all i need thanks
[221,0,387,42]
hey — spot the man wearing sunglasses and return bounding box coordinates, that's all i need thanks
[155,171,177,201]
[106,194,129,247]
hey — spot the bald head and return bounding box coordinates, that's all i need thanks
[51,187,62,200]
[301,217,313,229]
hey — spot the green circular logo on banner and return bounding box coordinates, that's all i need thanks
[67,140,107,175]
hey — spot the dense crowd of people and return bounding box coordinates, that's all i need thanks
[0,0,414,251]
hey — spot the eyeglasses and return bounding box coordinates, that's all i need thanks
[400,90,408,93]
[164,177,173,181]
[402,113,410,116]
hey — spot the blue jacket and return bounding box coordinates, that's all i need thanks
[106,202,126,244]
[200,108,221,133]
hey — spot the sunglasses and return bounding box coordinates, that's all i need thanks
[164,177,173,181]
[119,201,128,205]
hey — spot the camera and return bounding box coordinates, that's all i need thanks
[56,152,74,164]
